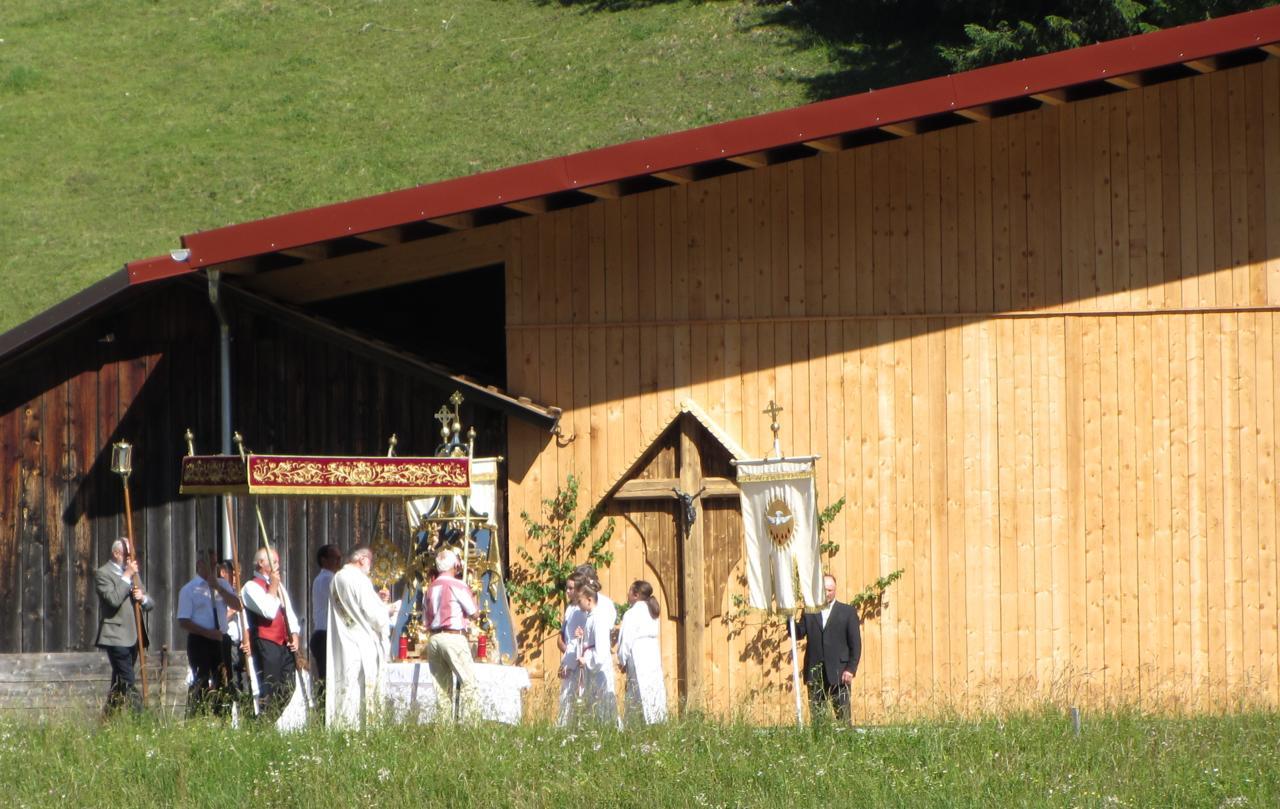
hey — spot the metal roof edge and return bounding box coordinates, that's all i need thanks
[175,6,1280,269]
[0,268,135,368]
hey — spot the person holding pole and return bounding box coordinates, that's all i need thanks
[216,560,249,698]
[241,547,301,720]
[176,554,242,716]
[791,573,861,723]
[95,537,153,716]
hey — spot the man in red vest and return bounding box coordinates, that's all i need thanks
[241,547,300,720]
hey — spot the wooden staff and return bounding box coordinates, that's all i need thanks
[207,548,231,691]
[224,494,261,714]
[111,441,148,706]
[234,433,310,712]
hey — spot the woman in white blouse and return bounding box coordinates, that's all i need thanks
[616,580,667,725]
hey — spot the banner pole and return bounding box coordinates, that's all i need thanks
[788,614,803,727]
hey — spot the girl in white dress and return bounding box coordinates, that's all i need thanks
[574,580,619,727]
[556,574,586,726]
[616,580,668,725]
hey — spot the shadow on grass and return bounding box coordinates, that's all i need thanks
[530,0,960,101]
[752,0,958,100]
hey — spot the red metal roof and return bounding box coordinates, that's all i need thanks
[100,4,1280,283]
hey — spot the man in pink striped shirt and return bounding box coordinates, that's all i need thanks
[425,548,478,721]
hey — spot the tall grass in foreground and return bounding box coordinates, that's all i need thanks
[1,708,1276,808]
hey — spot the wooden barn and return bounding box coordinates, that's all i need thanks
[3,8,1280,720]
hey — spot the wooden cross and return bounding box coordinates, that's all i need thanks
[612,414,738,707]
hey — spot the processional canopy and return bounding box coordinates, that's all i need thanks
[179,453,470,497]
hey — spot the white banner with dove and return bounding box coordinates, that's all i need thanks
[735,457,821,610]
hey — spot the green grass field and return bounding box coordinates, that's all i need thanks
[0,0,836,333]
[2,709,1277,807]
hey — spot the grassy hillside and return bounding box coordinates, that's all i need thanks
[0,0,837,334]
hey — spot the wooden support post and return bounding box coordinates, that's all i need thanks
[679,416,705,710]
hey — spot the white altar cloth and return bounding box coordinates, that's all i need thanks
[384,661,531,724]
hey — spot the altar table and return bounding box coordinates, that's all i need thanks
[384,660,531,724]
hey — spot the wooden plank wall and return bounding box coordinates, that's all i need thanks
[0,284,488,657]
[504,60,1280,719]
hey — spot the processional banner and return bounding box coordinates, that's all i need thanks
[179,455,470,497]
[736,458,822,611]
[404,457,498,526]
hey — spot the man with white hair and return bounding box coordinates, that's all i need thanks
[241,546,300,720]
[424,548,478,721]
[326,545,398,729]
[95,538,153,715]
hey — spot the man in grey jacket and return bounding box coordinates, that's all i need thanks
[95,538,153,715]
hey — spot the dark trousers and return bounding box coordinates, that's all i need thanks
[807,679,851,723]
[223,635,244,688]
[101,644,141,716]
[309,630,327,708]
[251,634,296,721]
[186,633,235,717]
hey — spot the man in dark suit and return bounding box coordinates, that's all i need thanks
[793,573,861,722]
[95,538,153,716]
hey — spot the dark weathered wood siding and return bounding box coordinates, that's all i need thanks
[0,282,502,655]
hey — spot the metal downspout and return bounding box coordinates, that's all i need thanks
[207,270,233,559]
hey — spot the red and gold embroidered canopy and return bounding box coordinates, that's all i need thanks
[179,454,469,497]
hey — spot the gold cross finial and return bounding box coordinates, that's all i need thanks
[435,405,453,440]
[763,400,783,423]
[763,400,784,456]
[184,428,195,456]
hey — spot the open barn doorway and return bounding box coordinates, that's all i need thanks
[306,263,507,389]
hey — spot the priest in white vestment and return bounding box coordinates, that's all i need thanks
[325,546,397,729]
[616,580,667,725]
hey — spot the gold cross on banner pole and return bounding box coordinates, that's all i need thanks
[763,400,783,460]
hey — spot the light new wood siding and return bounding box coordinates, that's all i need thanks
[505,60,1280,719]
